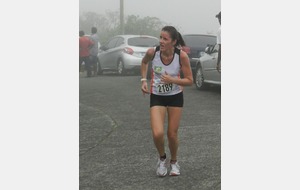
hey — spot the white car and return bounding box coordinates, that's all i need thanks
[97,35,159,75]
[194,44,221,90]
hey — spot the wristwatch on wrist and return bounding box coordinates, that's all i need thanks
[140,78,147,82]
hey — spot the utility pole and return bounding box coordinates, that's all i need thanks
[120,0,124,34]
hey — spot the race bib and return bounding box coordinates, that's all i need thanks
[157,83,173,94]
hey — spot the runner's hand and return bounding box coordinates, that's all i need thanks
[161,71,173,84]
[141,81,150,96]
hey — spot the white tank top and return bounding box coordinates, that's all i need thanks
[150,46,182,95]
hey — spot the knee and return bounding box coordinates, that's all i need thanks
[167,130,178,140]
[153,130,164,140]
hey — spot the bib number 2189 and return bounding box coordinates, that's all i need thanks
[158,83,173,93]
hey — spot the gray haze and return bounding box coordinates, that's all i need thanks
[79,0,221,35]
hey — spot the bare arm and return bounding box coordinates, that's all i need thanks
[140,48,155,95]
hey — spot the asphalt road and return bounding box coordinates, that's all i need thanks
[79,72,221,190]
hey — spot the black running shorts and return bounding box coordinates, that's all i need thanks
[150,92,183,107]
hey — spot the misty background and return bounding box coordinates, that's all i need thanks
[79,0,221,44]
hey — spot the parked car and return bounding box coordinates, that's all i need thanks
[181,34,216,80]
[97,35,159,75]
[194,43,221,90]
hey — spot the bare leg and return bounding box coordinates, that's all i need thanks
[167,107,182,161]
[150,106,167,157]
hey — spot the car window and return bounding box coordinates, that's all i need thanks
[211,44,219,54]
[183,35,216,48]
[115,37,124,47]
[107,38,119,49]
[127,37,158,47]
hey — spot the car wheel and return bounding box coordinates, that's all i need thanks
[195,66,207,90]
[97,60,103,75]
[117,59,126,75]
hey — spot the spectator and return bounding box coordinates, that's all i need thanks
[79,30,94,77]
[216,11,221,73]
[89,27,100,76]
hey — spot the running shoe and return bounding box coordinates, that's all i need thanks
[156,158,167,177]
[169,161,180,176]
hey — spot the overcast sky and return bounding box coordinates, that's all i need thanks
[79,0,221,35]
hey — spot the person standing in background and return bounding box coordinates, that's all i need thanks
[89,27,100,76]
[79,30,94,77]
[216,11,221,73]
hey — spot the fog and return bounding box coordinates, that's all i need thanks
[79,0,221,35]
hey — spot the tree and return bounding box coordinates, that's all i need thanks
[79,11,167,44]
[124,15,166,38]
[79,11,120,44]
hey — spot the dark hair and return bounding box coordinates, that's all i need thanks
[177,32,186,47]
[79,30,85,37]
[91,27,97,34]
[161,26,185,47]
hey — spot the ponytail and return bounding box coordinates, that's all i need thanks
[176,32,186,47]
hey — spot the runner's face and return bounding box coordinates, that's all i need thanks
[159,31,176,52]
